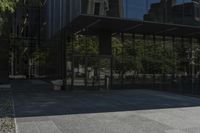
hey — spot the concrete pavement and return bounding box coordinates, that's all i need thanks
[12,80,200,133]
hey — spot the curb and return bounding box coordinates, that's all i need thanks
[11,91,18,133]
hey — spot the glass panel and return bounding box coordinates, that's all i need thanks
[192,39,200,94]
[112,35,123,88]
[71,0,81,20]
[86,57,100,89]
[66,57,73,89]
[99,56,111,89]
[124,0,148,20]
[73,56,86,89]
[80,0,200,26]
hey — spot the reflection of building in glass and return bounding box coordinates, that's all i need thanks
[82,0,123,17]
[144,0,200,26]
[8,0,200,92]
[86,0,109,16]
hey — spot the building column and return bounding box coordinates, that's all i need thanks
[132,34,136,84]
[99,32,112,55]
[143,34,146,84]
[71,34,75,90]
[62,29,67,90]
[190,37,194,94]
[153,34,156,89]
[98,31,112,89]
[172,36,177,91]
[121,33,125,87]
[181,36,184,93]
[198,39,200,93]
[0,37,9,84]
[162,36,166,91]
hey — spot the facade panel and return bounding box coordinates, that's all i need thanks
[71,0,82,21]
[47,0,70,38]
[80,0,200,26]
[81,0,123,17]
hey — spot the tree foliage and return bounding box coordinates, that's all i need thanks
[112,36,177,75]
[0,0,17,35]
[0,0,16,12]
[72,35,98,55]
[72,35,179,75]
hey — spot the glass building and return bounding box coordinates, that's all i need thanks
[123,0,200,26]
[9,0,200,93]
[47,0,200,37]
[83,0,200,25]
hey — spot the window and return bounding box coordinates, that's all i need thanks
[94,2,100,15]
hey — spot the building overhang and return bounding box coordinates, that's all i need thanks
[69,14,200,39]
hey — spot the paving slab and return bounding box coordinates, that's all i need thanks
[12,80,200,133]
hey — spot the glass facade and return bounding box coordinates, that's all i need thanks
[47,0,70,38]
[47,0,200,37]
[43,0,200,92]
[80,0,200,26]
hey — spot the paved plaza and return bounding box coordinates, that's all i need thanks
[12,80,200,133]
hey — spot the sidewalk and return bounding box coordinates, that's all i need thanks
[0,88,15,133]
[0,84,11,90]
[12,80,200,133]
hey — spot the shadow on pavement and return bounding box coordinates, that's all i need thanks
[11,80,200,118]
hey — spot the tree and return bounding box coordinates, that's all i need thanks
[72,35,98,55]
[0,0,17,35]
[0,0,16,12]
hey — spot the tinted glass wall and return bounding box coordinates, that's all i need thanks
[47,0,200,37]
[47,0,82,38]
[81,0,200,26]
[81,0,123,17]
[47,0,70,38]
